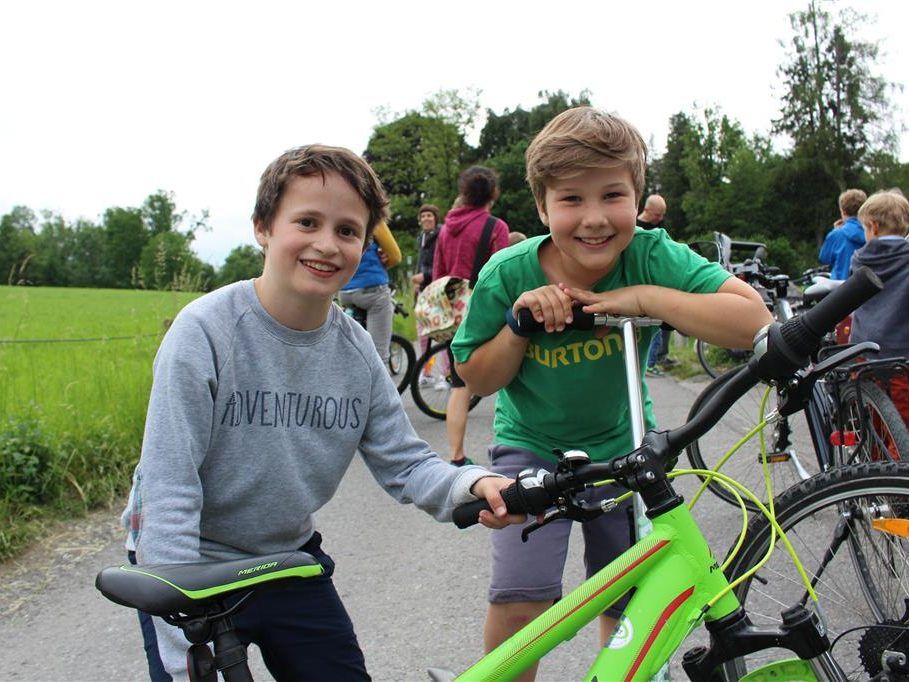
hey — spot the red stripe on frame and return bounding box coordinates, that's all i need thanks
[506,539,670,666]
[624,586,695,681]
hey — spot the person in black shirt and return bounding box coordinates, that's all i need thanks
[636,194,677,373]
[636,193,666,230]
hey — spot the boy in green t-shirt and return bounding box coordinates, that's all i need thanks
[451,106,772,676]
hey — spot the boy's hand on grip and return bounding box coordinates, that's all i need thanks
[512,285,574,333]
[469,476,527,529]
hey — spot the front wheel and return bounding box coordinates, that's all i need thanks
[685,366,820,513]
[722,462,909,680]
[410,343,481,420]
[388,334,416,394]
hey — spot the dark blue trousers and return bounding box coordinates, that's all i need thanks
[130,532,369,681]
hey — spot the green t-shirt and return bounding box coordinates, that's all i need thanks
[451,228,731,463]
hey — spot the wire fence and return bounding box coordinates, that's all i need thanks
[0,333,162,345]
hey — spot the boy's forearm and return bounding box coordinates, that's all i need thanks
[456,327,529,396]
[638,281,772,349]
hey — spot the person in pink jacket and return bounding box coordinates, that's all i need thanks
[433,166,510,465]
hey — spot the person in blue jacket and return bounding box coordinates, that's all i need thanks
[819,188,867,279]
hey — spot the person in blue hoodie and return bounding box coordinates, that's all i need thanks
[819,188,868,279]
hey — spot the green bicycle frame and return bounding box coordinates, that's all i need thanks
[458,499,741,681]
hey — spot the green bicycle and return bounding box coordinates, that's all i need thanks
[97,268,909,680]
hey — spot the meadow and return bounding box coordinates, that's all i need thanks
[0,284,418,560]
[0,286,200,559]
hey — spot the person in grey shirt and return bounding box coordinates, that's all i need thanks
[122,145,521,681]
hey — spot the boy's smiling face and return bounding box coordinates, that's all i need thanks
[537,165,638,287]
[254,171,368,329]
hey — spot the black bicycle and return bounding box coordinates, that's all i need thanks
[409,340,482,420]
[686,272,909,512]
[344,297,415,394]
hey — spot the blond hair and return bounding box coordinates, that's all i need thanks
[838,188,868,217]
[858,190,909,237]
[525,107,647,204]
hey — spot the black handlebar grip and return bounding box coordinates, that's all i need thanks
[795,266,882,339]
[452,499,491,529]
[516,306,596,333]
[452,483,532,529]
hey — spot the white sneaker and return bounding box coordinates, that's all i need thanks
[418,375,432,387]
[433,378,449,391]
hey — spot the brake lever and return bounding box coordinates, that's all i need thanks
[520,497,615,542]
[521,509,563,542]
[777,341,880,417]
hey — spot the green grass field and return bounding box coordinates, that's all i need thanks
[0,286,201,559]
[0,284,417,560]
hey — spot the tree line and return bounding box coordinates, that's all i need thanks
[3,1,907,291]
[367,0,908,278]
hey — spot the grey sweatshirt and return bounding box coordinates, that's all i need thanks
[850,236,909,360]
[121,280,493,676]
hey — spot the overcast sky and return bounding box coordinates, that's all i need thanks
[1,0,907,267]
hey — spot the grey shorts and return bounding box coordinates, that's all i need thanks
[487,445,633,615]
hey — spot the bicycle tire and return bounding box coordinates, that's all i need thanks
[837,380,909,466]
[410,343,481,420]
[721,462,909,680]
[388,334,416,394]
[685,367,822,513]
[696,339,752,379]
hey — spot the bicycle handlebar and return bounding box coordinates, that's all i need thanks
[454,267,884,529]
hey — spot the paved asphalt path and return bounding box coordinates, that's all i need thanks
[0,373,746,681]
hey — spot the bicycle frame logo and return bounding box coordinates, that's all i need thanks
[606,615,634,649]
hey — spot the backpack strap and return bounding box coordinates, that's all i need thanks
[469,216,498,288]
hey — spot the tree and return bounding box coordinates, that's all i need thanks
[651,113,694,234]
[216,245,263,287]
[365,112,465,233]
[774,0,898,240]
[137,231,209,291]
[142,190,183,235]
[0,206,37,284]
[102,206,147,288]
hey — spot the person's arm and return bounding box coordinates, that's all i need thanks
[372,221,402,268]
[354,344,520,528]
[563,277,772,349]
[132,314,216,678]
[457,282,575,395]
[819,230,837,266]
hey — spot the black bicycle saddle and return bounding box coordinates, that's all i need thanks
[95,550,321,617]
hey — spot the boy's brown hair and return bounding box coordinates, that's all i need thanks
[253,144,389,240]
[858,190,909,237]
[418,203,441,225]
[458,166,499,207]
[525,106,647,205]
[838,188,868,217]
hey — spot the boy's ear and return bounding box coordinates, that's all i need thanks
[864,219,880,239]
[536,200,549,227]
[253,220,269,248]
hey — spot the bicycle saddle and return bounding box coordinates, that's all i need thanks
[96,550,322,617]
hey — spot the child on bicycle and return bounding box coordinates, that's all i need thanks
[451,106,773,678]
[849,188,909,425]
[121,144,521,681]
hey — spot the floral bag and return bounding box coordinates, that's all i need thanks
[414,215,497,343]
[414,276,472,342]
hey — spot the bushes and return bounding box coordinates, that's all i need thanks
[0,417,56,505]
[0,415,139,560]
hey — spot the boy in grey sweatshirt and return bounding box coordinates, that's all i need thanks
[122,145,520,681]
